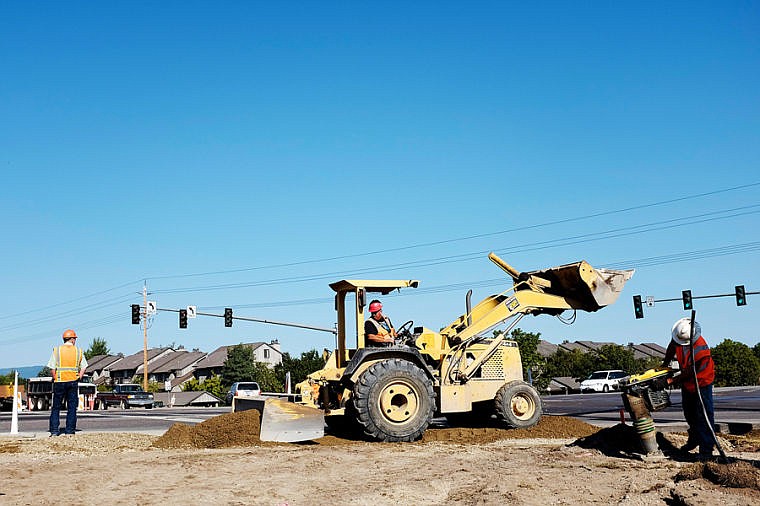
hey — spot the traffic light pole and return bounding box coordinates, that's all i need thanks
[142,283,148,391]
[155,307,337,334]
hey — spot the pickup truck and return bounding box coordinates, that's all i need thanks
[97,383,154,409]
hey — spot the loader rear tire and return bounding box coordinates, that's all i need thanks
[353,359,435,442]
[495,381,542,429]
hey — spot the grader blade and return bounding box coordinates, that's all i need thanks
[233,396,325,442]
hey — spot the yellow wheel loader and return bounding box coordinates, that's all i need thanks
[237,252,633,443]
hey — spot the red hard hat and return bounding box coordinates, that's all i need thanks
[62,329,78,340]
[369,301,382,313]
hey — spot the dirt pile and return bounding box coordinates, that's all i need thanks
[677,461,760,491]
[725,429,760,452]
[153,409,270,449]
[571,422,643,457]
[421,415,598,443]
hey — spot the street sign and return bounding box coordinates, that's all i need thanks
[147,301,157,315]
[187,305,197,318]
[645,296,655,307]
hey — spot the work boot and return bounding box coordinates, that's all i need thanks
[680,440,698,452]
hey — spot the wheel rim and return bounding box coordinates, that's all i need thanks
[510,393,536,421]
[377,379,419,424]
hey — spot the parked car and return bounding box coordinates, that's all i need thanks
[225,381,261,405]
[580,370,628,393]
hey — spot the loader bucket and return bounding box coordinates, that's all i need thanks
[521,261,634,312]
[233,396,325,443]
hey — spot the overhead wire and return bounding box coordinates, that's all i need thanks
[2,185,757,347]
[150,204,760,294]
[142,181,760,281]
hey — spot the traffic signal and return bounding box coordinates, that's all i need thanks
[179,309,188,329]
[131,304,140,325]
[633,295,644,319]
[682,290,693,310]
[735,285,747,306]
[224,307,233,327]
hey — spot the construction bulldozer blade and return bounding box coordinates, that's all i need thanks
[233,396,325,443]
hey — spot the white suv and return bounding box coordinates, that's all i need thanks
[580,370,628,393]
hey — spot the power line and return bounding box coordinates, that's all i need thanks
[143,181,760,281]
[150,204,760,294]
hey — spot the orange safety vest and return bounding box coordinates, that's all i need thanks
[54,345,83,382]
[366,318,391,338]
[675,335,715,393]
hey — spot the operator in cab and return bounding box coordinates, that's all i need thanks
[365,299,397,347]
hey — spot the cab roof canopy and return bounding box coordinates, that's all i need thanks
[329,279,419,294]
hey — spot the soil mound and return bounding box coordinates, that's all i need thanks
[571,422,642,457]
[676,461,760,490]
[153,409,267,449]
[422,415,598,444]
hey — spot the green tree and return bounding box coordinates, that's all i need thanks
[221,344,257,386]
[38,366,52,377]
[84,337,111,359]
[592,344,638,373]
[712,339,760,387]
[183,375,227,399]
[252,362,281,392]
[542,348,596,386]
[273,349,326,388]
[504,328,545,384]
[0,371,25,385]
[753,342,760,361]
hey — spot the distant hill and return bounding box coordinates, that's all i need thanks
[0,366,44,379]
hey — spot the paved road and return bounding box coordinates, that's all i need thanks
[0,406,230,436]
[2,386,758,437]
[543,385,760,433]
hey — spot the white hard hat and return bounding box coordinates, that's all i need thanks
[671,317,701,346]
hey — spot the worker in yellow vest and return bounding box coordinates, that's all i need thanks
[47,329,88,436]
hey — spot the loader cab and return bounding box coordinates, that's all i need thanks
[329,279,419,369]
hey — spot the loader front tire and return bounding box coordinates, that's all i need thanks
[353,359,435,442]
[495,381,542,429]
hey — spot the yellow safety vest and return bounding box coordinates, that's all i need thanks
[55,345,83,382]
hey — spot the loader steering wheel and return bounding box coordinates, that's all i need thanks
[395,320,414,343]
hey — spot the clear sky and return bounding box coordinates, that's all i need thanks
[1,2,758,369]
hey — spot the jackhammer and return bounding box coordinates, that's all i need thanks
[620,367,679,454]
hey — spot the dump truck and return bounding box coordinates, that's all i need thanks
[235,252,633,442]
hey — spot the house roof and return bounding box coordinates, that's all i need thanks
[193,342,268,369]
[537,340,558,357]
[153,391,223,407]
[639,342,667,356]
[109,348,171,372]
[86,354,123,371]
[557,341,588,353]
[547,376,581,391]
[149,351,207,374]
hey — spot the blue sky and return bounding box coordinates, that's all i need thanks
[1,2,758,369]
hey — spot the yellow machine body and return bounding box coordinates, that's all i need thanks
[288,252,633,442]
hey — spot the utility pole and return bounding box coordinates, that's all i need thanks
[142,282,148,391]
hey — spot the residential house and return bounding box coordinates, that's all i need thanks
[107,347,173,385]
[84,354,124,385]
[139,350,207,392]
[193,341,283,382]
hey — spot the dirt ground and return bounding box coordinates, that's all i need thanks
[1,413,758,506]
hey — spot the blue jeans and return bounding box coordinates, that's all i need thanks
[49,381,79,435]
[681,384,715,456]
